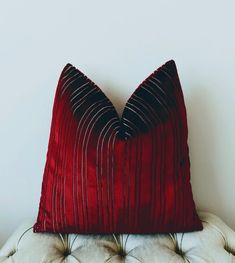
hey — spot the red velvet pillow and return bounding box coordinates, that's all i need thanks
[33,60,203,234]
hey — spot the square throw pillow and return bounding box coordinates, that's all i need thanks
[33,59,203,233]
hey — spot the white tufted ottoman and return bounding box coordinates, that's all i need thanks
[0,212,235,262]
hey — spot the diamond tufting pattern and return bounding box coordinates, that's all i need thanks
[0,212,235,262]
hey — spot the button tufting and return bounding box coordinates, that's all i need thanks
[174,240,186,258]
[2,212,235,263]
[117,247,127,259]
[175,247,185,257]
[63,248,71,257]
[8,250,16,257]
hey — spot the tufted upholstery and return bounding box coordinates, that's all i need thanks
[0,212,235,262]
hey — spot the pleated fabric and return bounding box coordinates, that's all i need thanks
[33,59,203,234]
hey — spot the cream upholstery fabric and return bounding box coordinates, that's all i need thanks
[0,212,235,262]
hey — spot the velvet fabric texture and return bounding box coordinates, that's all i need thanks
[33,59,203,234]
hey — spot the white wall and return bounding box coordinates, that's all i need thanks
[0,0,234,246]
